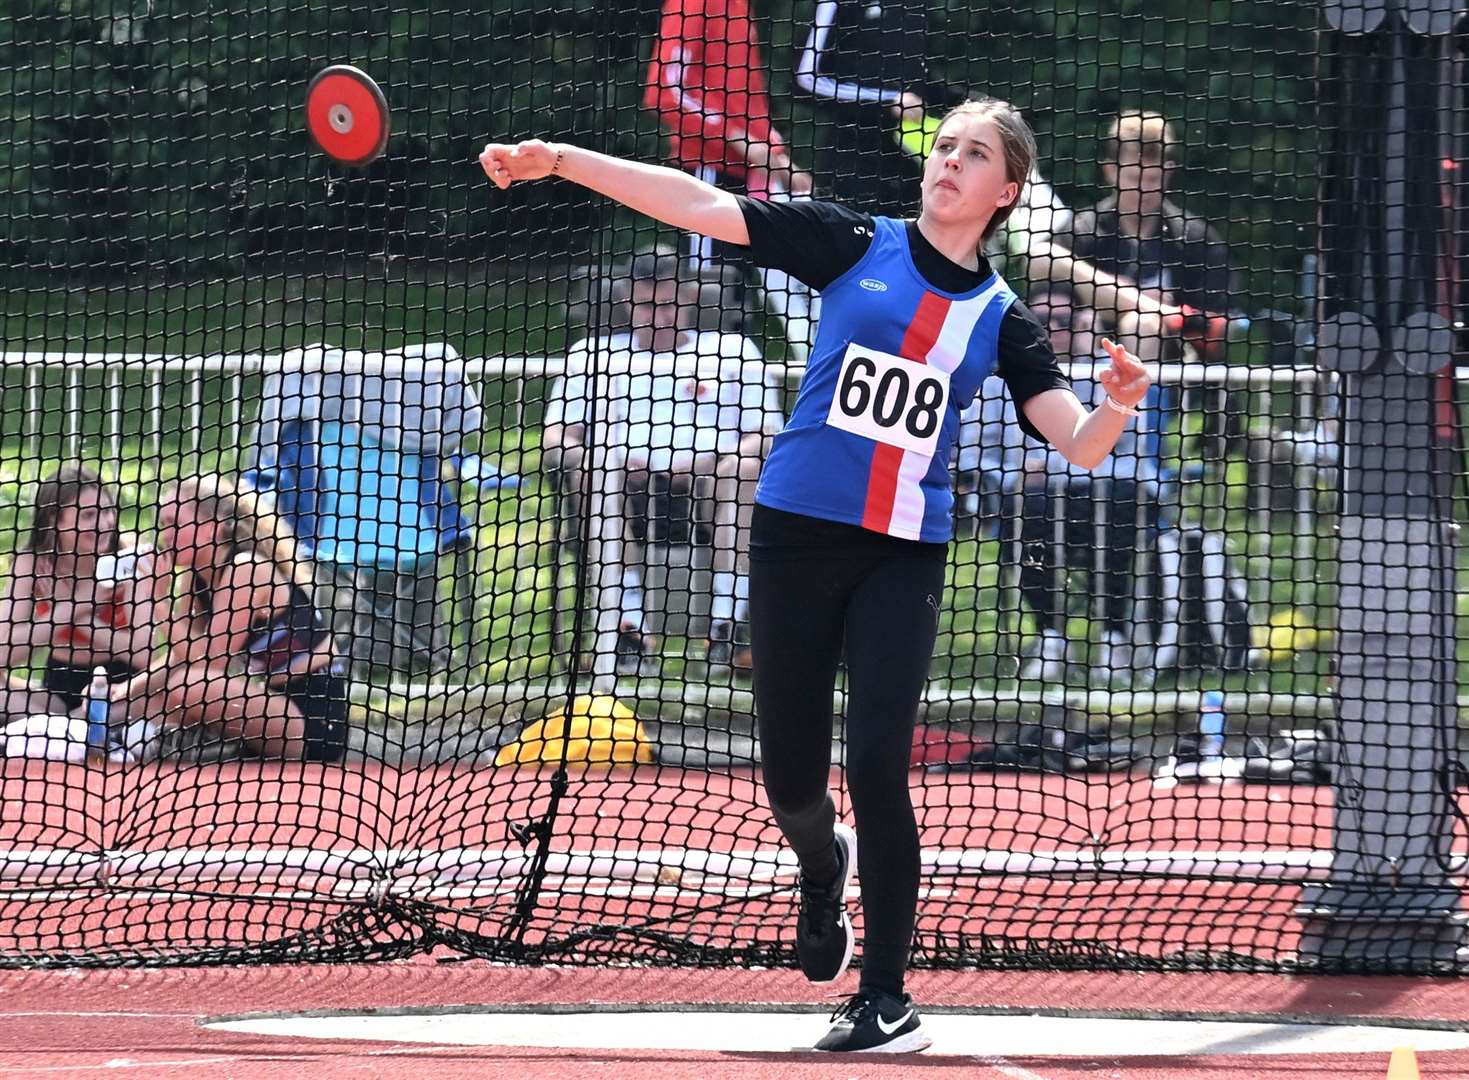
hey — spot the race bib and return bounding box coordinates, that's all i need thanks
[825,343,949,457]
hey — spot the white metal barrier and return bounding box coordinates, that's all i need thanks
[0,348,1338,458]
[0,351,1343,604]
[0,350,1361,717]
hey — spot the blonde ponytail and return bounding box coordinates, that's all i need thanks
[166,475,316,593]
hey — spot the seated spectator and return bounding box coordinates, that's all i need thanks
[961,286,1163,686]
[0,465,168,727]
[541,252,693,571]
[110,476,347,762]
[545,255,756,530]
[643,0,818,361]
[543,253,784,683]
[1050,110,1242,362]
[792,13,1231,367]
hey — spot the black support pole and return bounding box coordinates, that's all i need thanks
[1300,0,1466,970]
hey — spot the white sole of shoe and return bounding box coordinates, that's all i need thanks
[854,1027,932,1054]
[808,822,857,984]
[816,1025,932,1054]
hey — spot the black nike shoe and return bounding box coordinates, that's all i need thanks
[794,822,856,983]
[814,989,931,1053]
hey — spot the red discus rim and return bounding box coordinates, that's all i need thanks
[305,64,390,167]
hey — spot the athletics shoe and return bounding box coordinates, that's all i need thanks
[795,822,856,983]
[814,989,931,1053]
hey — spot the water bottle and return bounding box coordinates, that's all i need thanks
[1198,690,1226,760]
[84,666,112,750]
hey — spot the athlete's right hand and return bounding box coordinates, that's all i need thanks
[479,140,559,188]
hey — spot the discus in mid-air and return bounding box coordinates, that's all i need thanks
[305,64,390,167]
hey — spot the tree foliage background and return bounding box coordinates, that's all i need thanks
[0,0,1317,309]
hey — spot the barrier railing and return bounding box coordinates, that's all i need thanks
[0,350,1352,727]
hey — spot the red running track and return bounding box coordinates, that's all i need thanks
[0,758,1356,964]
[1,760,1467,1076]
[1,961,1468,1079]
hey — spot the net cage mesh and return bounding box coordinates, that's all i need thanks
[0,0,1464,974]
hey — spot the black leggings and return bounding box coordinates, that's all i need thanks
[280,671,350,764]
[749,505,946,998]
[1018,477,1146,634]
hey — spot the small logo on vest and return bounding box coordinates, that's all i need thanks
[858,278,888,292]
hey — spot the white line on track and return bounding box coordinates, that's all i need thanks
[978,1058,1052,1080]
[0,1058,276,1075]
[0,845,1338,893]
[0,1012,198,1021]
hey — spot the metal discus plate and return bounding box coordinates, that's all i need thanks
[305,65,390,167]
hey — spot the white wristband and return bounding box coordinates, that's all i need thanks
[1104,396,1139,418]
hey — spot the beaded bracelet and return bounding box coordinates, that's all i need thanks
[1104,395,1139,418]
[551,145,565,175]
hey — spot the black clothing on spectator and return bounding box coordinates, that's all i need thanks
[795,0,930,215]
[1052,195,1239,313]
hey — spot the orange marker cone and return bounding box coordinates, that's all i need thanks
[1387,1047,1420,1079]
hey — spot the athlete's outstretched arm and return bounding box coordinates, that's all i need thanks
[479,140,750,247]
[1021,337,1152,471]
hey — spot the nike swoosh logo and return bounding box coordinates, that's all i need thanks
[876,1009,914,1035]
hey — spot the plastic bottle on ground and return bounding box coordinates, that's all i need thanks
[1198,690,1226,760]
[84,667,111,750]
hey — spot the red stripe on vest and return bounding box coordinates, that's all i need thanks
[861,291,952,533]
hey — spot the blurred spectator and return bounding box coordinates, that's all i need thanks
[959,286,1163,686]
[794,0,940,216]
[644,0,819,361]
[792,2,1075,277]
[0,465,168,726]
[543,254,785,682]
[110,476,347,762]
[791,38,1209,369]
[545,254,745,545]
[1051,110,1242,362]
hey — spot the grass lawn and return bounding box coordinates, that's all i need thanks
[0,271,1442,726]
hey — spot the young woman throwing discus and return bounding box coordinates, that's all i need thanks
[480,97,1150,1054]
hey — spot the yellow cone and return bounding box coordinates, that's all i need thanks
[495,695,655,767]
[1387,1047,1420,1080]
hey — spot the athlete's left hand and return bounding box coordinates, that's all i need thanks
[1098,337,1151,409]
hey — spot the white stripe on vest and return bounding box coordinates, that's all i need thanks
[886,278,1010,540]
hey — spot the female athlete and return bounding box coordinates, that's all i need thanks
[479,97,1150,1054]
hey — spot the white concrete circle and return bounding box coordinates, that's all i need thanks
[206,1010,1469,1057]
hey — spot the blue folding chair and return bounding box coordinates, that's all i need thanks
[242,345,485,673]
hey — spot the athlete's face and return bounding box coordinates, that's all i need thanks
[921,115,1019,231]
